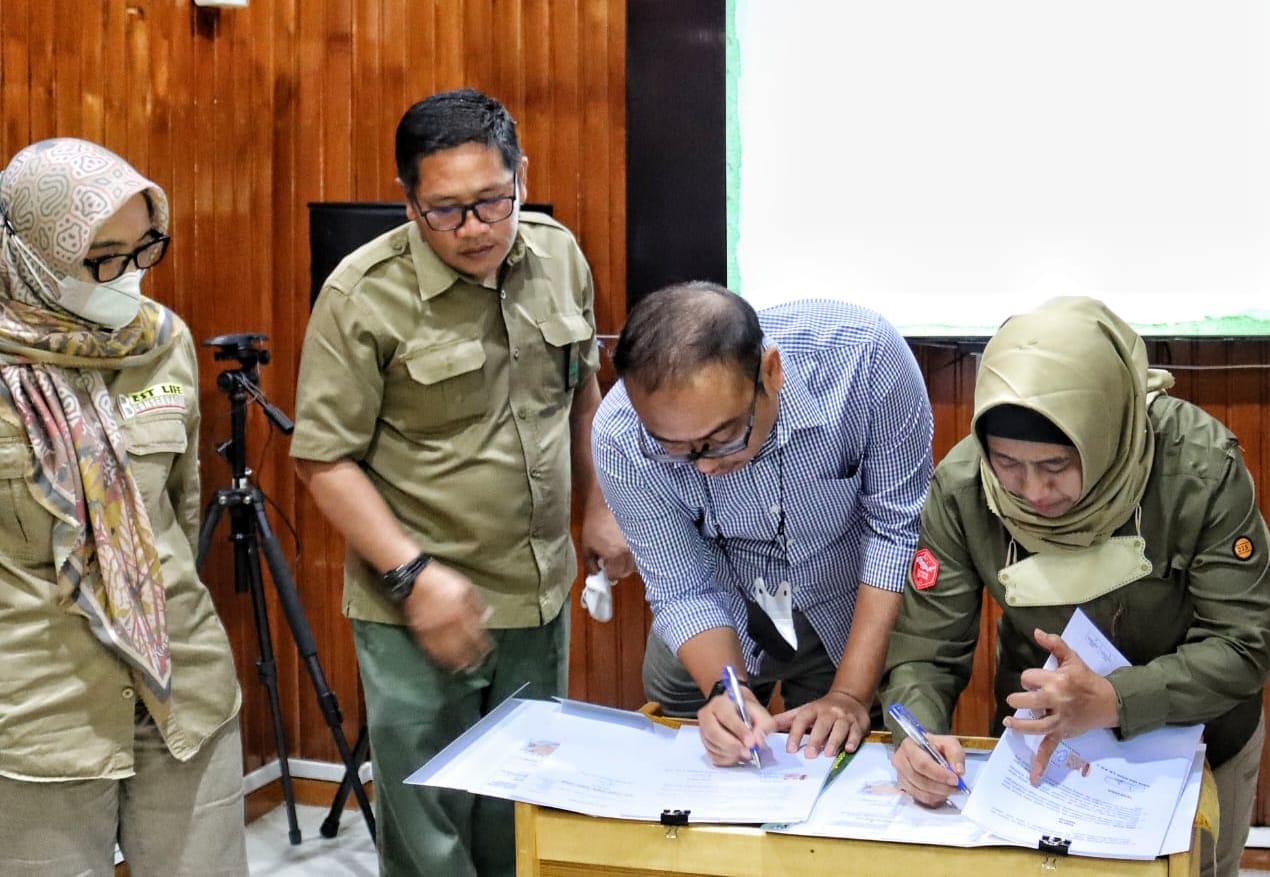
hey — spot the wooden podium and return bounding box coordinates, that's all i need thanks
[514,712,1214,877]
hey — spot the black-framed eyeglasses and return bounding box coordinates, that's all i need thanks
[82,234,171,283]
[416,173,519,232]
[638,365,762,465]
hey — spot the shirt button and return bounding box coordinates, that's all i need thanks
[512,347,520,359]
[770,503,781,515]
[530,468,541,479]
[500,290,507,300]
[121,687,135,700]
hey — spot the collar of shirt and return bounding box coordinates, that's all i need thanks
[405,220,548,301]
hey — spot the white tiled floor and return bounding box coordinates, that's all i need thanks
[246,804,377,876]
[244,803,1270,876]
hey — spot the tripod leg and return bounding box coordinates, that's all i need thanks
[242,532,303,846]
[195,497,226,571]
[253,500,377,844]
[321,725,371,839]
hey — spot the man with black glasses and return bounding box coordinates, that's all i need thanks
[292,88,631,877]
[593,282,932,767]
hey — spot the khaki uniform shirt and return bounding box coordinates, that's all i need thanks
[883,395,1270,766]
[0,313,241,781]
[290,213,598,627]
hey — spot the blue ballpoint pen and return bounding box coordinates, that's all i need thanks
[888,703,971,794]
[722,665,763,770]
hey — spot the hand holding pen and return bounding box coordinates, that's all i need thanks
[888,703,971,806]
[696,663,773,768]
[723,665,763,769]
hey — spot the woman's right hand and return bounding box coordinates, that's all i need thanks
[890,733,966,807]
[401,561,492,672]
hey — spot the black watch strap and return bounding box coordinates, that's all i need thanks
[708,675,752,701]
[380,551,432,603]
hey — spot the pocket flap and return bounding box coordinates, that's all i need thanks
[403,339,487,386]
[122,416,189,456]
[0,437,29,477]
[538,312,593,347]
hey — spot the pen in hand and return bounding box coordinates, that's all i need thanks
[888,703,970,794]
[723,664,763,770]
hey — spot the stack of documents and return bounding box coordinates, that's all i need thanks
[770,609,1204,861]
[406,609,1204,861]
[405,697,838,824]
[957,608,1204,859]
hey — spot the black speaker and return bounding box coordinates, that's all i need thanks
[308,201,554,308]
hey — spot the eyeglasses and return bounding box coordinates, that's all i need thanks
[416,173,519,232]
[638,368,762,465]
[82,235,171,283]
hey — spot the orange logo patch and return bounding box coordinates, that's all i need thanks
[1234,537,1255,560]
[911,548,940,590]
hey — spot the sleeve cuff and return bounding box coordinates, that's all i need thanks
[1109,665,1170,739]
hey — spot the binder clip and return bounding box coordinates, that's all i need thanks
[1038,835,1071,871]
[659,808,690,839]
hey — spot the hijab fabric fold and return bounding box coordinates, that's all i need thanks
[972,296,1174,554]
[0,138,176,701]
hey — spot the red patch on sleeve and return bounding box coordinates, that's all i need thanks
[911,548,940,590]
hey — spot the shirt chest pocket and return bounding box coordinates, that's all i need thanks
[536,312,593,393]
[0,435,53,564]
[786,474,861,564]
[121,416,188,507]
[394,339,489,435]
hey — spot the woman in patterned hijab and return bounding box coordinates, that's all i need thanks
[0,139,246,875]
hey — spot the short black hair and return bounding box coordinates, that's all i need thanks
[395,88,522,195]
[613,282,764,393]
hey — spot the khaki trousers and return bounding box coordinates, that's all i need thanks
[0,712,247,877]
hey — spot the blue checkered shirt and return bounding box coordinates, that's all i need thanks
[593,299,933,676]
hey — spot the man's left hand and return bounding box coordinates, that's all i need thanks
[579,499,635,579]
[1003,628,1120,784]
[773,689,871,758]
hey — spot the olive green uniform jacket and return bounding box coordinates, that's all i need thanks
[290,213,598,628]
[0,313,241,781]
[883,395,1270,767]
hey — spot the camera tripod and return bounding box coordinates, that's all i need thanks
[195,333,375,845]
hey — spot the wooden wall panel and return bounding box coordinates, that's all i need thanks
[4,3,1268,828]
[0,0,628,768]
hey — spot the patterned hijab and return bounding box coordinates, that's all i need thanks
[0,138,177,701]
[972,296,1174,554]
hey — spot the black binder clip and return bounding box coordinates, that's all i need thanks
[1038,835,1071,871]
[660,809,690,839]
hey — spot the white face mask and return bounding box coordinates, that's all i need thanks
[55,271,145,329]
[6,230,145,329]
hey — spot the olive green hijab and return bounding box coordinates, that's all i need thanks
[973,296,1174,553]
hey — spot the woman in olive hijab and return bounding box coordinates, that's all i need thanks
[883,296,1270,877]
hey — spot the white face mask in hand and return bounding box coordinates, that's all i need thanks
[54,270,145,329]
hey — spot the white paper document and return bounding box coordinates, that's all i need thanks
[766,742,1000,847]
[404,697,836,824]
[960,609,1204,859]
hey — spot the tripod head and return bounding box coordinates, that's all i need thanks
[204,333,294,440]
[208,331,272,375]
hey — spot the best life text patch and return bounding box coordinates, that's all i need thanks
[117,383,187,419]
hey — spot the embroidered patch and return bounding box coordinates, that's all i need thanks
[911,548,940,590]
[117,383,187,419]
[1233,536,1255,561]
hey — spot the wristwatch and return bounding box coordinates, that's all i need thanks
[708,675,752,701]
[380,551,432,603]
